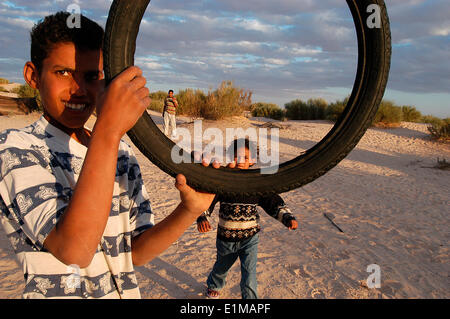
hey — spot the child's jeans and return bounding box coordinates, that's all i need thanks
[207,234,259,299]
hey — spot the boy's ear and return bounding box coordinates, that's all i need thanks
[23,62,40,90]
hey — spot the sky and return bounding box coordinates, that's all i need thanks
[0,0,449,118]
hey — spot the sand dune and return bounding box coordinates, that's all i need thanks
[0,111,448,299]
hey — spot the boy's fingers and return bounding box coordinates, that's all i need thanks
[137,86,150,100]
[130,76,147,90]
[117,66,143,83]
[175,174,188,190]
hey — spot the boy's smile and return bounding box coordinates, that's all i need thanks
[24,42,104,138]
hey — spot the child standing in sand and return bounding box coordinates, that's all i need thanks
[197,138,298,299]
[0,12,216,299]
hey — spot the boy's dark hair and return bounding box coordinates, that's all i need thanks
[30,11,104,73]
[227,138,259,161]
[168,89,174,94]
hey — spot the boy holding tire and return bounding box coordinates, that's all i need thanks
[197,138,298,299]
[0,12,216,299]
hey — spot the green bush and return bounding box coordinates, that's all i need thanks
[306,98,328,120]
[15,84,42,112]
[202,81,252,120]
[401,106,422,122]
[428,122,450,140]
[251,102,285,120]
[421,115,445,127]
[176,88,207,118]
[285,99,308,120]
[325,97,348,122]
[16,84,39,98]
[149,90,168,101]
[285,98,329,120]
[373,100,403,124]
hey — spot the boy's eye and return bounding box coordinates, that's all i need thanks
[56,70,71,77]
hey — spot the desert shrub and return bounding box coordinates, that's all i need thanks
[421,115,445,127]
[285,98,329,120]
[325,97,349,122]
[306,98,328,120]
[427,121,450,140]
[401,106,422,122]
[13,84,42,111]
[16,84,39,98]
[176,88,207,117]
[201,81,252,120]
[0,78,9,84]
[149,90,168,101]
[373,100,403,124]
[285,99,307,120]
[147,90,167,112]
[147,99,164,112]
[251,102,285,120]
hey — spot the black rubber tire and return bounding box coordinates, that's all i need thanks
[103,0,391,198]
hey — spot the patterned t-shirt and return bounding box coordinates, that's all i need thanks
[0,116,154,299]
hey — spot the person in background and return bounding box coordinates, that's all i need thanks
[163,89,178,138]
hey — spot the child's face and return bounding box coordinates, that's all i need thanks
[26,42,104,131]
[234,146,254,170]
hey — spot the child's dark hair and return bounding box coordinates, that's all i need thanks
[227,138,258,161]
[30,11,104,73]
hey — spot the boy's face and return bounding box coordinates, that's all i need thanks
[26,42,104,130]
[234,146,254,170]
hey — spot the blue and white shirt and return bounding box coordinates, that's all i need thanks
[0,116,154,299]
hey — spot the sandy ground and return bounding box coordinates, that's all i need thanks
[0,111,448,299]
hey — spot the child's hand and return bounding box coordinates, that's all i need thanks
[288,219,298,230]
[95,66,150,141]
[175,174,216,217]
[197,220,212,233]
[192,151,221,169]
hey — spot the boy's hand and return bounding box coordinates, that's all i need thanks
[288,219,298,230]
[175,174,216,217]
[95,66,150,141]
[197,220,212,233]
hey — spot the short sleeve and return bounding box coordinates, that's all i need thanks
[0,142,71,251]
[124,145,154,238]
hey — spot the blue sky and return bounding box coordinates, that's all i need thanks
[0,0,449,118]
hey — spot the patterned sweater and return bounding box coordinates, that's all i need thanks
[197,194,296,242]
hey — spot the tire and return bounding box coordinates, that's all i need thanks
[103,0,391,198]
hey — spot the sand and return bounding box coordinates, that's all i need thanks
[0,111,448,299]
